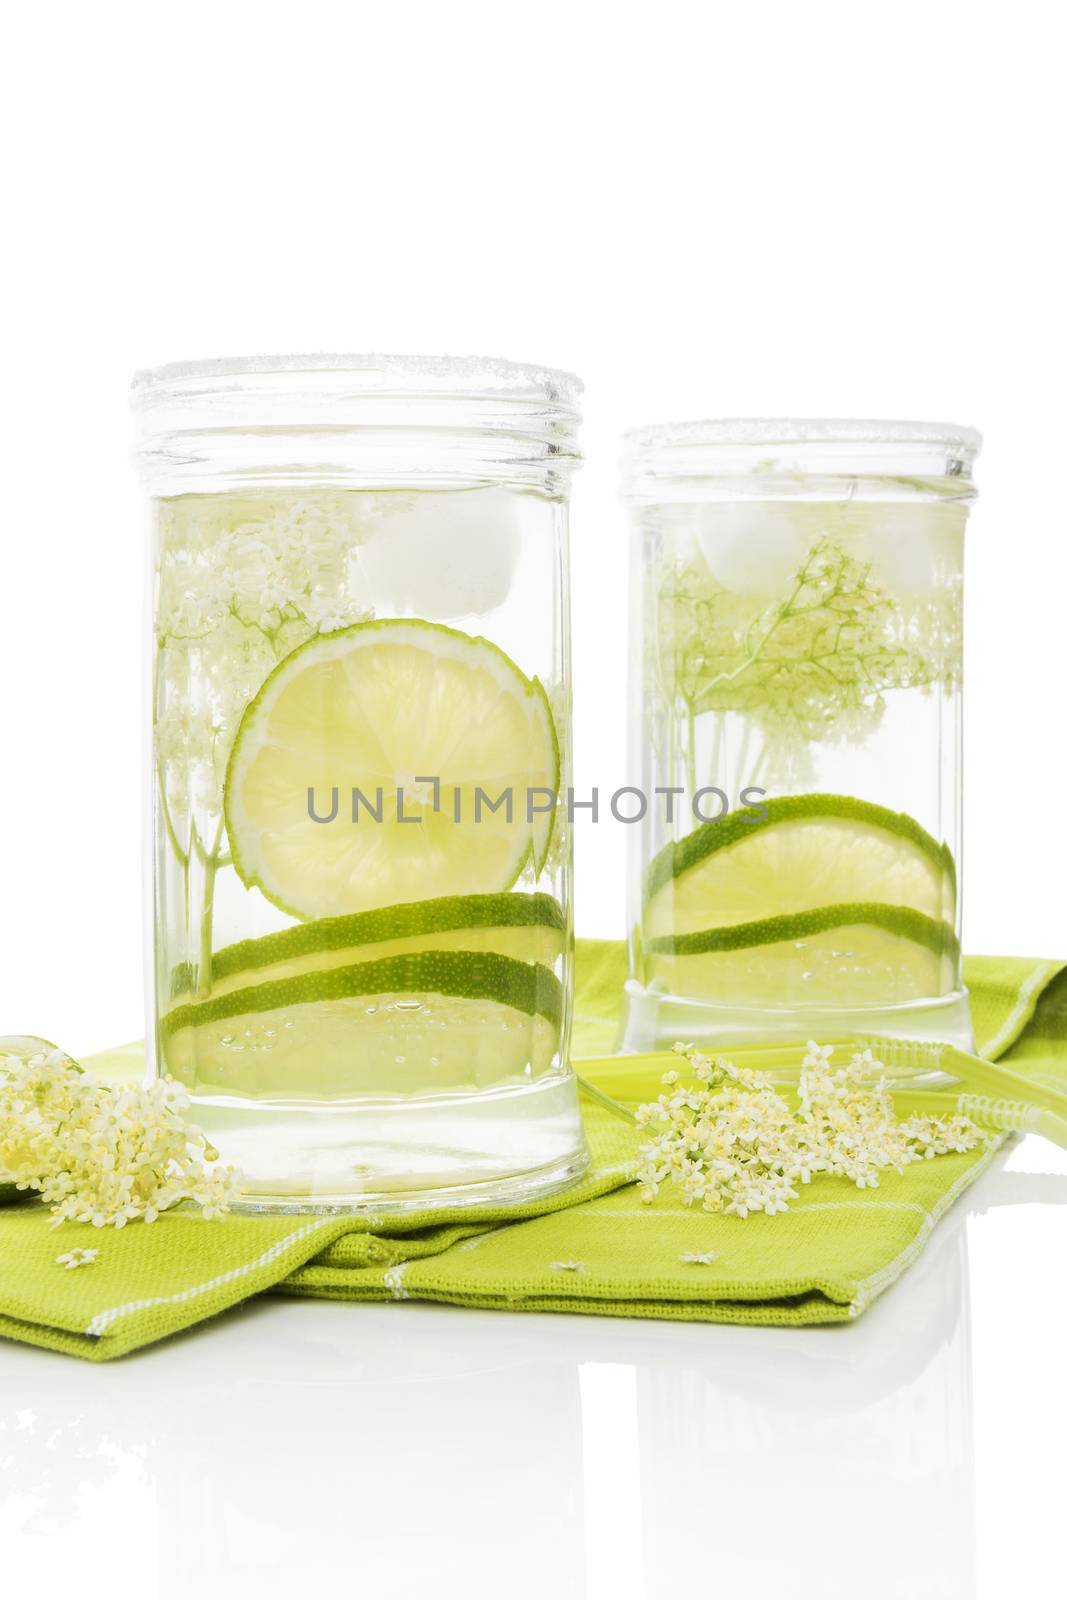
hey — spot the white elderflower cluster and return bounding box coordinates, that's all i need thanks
[154,491,373,826]
[0,1045,241,1228]
[636,1041,987,1218]
[156,491,368,645]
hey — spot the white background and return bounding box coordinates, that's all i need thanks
[1,0,1064,1052]
[1,5,1066,1596]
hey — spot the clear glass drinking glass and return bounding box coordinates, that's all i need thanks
[134,354,588,1212]
[621,420,979,1054]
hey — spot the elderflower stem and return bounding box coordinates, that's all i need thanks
[198,858,218,998]
[746,742,768,792]
[735,715,752,791]
[576,1075,638,1125]
[156,767,189,870]
[691,556,815,708]
[684,698,698,798]
[195,816,228,996]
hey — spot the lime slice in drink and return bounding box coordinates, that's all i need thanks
[645,794,955,941]
[161,951,563,1094]
[645,904,959,1006]
[225,620,560,920]
[170,892,566,1002]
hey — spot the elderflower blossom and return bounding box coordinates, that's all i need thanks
[154,490,373,825]
[56,1247,98,1269]
[656,537,960,787]
[636,1041,988,1218]
[0,1044,241,1228]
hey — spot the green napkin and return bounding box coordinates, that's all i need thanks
[1,946,1063,1361]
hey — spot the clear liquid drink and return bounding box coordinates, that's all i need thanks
[134,355,587,1211]
[622,420,979,1054]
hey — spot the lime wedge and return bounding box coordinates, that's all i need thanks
[161,951,563,1096]
[645,904,959,1006]
[225,620,560,920]
[645,793,955,940]
[170,892,566,1001]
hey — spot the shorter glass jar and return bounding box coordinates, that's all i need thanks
[621,419,979,1054]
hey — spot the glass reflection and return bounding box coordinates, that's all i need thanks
[4,1166,1062,1597]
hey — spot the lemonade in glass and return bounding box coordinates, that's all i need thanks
[135,355,587,1210]
[622,420,979,1054]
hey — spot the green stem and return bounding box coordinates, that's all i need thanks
[684,698,698,799]
[708,711,724,792]
[196,815,229,996]
[736,716,752,794]
[181,848,191,940]
[576,1075,638,1126]
[691,562,814,710]
[156,769,189,869]
[198,855,217,997]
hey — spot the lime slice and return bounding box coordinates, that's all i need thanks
[161,950,563,1096]
[171,892,566,1002]
[0,1034,70,1063]
[225,620,560,920]
[645,904,959,1006]
[645,794,955,940]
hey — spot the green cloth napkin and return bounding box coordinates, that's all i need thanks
[1,945,1064,1361]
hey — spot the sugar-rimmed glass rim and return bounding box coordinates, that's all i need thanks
[621,417,980,502]
[132,352,583,409]
[623,417,980,453]
[132,352,583,494]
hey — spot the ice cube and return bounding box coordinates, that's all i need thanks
[697,502,809,595]
[849,502,966,595]
[350,486,521,619]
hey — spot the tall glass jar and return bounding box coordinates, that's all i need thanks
[622,420,979,1054]
[134,354,587,1212]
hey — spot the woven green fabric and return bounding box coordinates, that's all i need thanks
[1,945,1063,1360]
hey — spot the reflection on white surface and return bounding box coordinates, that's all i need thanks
[6,1160,1064,1599]
[632,1230,973,1599]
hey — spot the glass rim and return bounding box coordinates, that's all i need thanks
[623,417,981,456]
[132,351,583,411]
[131,353,583,494]
[621,417,980,500]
